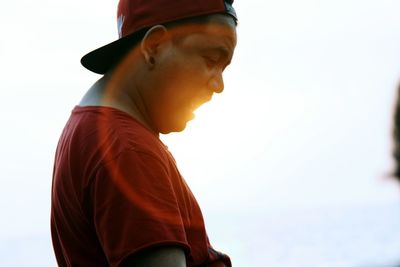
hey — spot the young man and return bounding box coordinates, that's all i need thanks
[50,0,237,266]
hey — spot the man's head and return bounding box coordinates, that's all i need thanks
[137,14,237,133]
[81,0,237,134]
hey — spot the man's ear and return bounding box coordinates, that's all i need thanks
[140,25,169,66]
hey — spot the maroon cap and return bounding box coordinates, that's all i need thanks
[81,0,237,74]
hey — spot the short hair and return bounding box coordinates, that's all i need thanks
[108,14,236,73]
[166,14,237,45]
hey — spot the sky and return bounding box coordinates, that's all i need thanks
[1,0,400,266]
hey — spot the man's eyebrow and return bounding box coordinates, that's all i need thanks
[203,46,231,59]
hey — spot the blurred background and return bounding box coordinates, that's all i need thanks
[1,0,400,266]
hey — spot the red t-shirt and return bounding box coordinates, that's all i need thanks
[51,106,231,267]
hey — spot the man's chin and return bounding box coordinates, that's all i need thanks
[160,116,194,134]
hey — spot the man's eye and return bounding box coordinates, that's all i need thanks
[204,56,218,68]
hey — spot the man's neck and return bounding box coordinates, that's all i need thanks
[79,75,159,136]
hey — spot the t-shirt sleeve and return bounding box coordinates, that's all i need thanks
[91,149,190,267]
[205,245,232,267]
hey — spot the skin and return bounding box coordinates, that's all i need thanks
[80,13,237,135]
[80,13,236,267]
[120,247,186,267]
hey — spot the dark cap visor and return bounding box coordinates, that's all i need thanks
[80,28,148,75]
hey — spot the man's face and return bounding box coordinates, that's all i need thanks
[145,14,237,134]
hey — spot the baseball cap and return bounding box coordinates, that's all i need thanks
[81,0,237,74]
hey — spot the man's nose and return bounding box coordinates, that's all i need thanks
[208,73,224,94]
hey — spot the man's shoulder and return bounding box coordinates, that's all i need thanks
[55,105,173,183]
[65,105,169,162]
[69,104,154,138]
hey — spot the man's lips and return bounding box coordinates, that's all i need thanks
[190,95,213,111]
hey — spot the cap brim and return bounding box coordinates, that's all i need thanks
[81,31,144,75]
